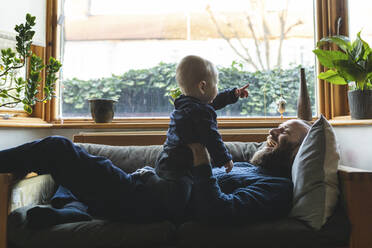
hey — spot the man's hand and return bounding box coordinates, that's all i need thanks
[234,83,249,98]
[188,143,211,167]
[224,160,234,173]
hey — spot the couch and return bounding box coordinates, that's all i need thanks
[1,141,371,248]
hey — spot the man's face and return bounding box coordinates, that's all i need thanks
[266,120,309,151]
[250,120,310,177]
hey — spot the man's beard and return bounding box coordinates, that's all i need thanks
[249,140,296,178]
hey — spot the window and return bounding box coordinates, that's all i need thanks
[58,0,317,119]
[0,33,26,112]
[349,1,372,44]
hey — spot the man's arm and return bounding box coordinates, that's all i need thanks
[188,144,292,222]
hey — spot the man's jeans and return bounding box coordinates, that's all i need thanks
[0,136,192,222]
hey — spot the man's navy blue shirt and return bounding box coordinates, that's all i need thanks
[156,89,238,179]
[189,162,293,223]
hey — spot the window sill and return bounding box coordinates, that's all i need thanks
[2,116,371,129]
[0,117,52,128]
[52,117,296,129]
[330,116,372,126]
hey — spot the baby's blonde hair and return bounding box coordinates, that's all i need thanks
[176,55,217,96]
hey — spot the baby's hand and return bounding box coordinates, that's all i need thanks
[235,83,249,98]
[224,160,234,173]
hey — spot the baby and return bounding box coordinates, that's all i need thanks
[155,55,249,181]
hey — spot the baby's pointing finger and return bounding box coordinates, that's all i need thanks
[240,83,250,90]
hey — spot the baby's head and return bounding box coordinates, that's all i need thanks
[176,55,218,103]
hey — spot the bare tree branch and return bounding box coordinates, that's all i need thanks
[285,19,303,35]
[277,17,303,68]
[262,17,271,70]
[206,0,304,72]
[277,10,286,68]
[246,15,265,70]
[206,5,259,71]
[259,0,271,70]
[225,21,259,70]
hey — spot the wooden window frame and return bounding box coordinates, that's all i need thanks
[0,0,57,128]
[0,0,354,129]
[316,0,350,120]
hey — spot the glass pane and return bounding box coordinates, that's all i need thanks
[0,33,26,111]
[60,0,316,118]
[349,1,372,44]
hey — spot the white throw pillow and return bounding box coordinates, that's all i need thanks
[290,115,340,230]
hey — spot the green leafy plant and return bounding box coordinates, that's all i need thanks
[313,31,372,91]
[0,14,62,114]
[167,87,182,104]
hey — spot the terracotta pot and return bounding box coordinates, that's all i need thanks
[89,99,116,123]
[347,90,372,119]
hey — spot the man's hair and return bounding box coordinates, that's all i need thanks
[296,119,312,146]
[298,119,312,128]
[176,55,217,96]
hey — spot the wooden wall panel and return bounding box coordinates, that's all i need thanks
[73,129,269,146]
[45,0,59,122]
[316,0,349,119]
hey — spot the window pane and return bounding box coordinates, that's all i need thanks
[349,1,372,44]
[60,0,316,118]
[0,33,26,111]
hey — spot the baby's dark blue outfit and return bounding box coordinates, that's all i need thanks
[152,88,239,221]
[155,88,239,180]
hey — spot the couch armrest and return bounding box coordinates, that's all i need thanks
[0,173,13,248]
[0,173,56,248]
[338,165,372,248]
[9,174,56,211]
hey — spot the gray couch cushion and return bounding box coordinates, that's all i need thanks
[76,142,265,173]
[77,143,164,173]
[8,205,176,248]
[177,204,350,248]
[290,115,340,230]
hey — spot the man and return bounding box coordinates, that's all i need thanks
[0,119,310,228]
[187,119,310,222]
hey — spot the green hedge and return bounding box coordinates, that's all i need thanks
[62,62,315,117]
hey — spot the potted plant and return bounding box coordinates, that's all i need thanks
[89,98,117,123]
[313,31,372,119]
[0,14,62,115]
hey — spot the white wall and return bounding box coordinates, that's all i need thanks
[334,126,372,170]
[0,0,46,46]
[0,128,51,150]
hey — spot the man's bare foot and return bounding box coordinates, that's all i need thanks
[187,143,211,167]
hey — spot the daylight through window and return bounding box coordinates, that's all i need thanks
[59,0,316,118]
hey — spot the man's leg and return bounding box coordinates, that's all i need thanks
[25,185,93,229]
[26,201,92,229]
[0,136,138,217]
